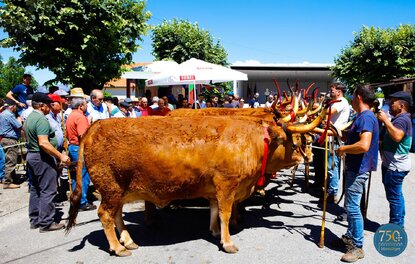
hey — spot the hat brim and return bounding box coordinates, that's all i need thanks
[68,94,89,98]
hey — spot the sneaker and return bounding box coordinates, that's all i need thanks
[3,183,20,189]
[39,222,65,233]
[79,203,97,211]
[327,195,339,203]
[341,246,364,262]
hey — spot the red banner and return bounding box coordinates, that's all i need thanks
[180,75,195,81]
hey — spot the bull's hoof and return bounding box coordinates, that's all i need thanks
[124,242,139,250]
[256,189,266,196]
[110,247,132,257]
[223,243,239,253]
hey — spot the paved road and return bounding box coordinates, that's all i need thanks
[1,154,414,264]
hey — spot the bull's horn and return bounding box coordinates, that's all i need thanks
[285,106,327,133]
[297,99,315,121]
[309,102,322,115]
[279,93,299,123]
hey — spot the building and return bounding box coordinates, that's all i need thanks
[230,63,335,103]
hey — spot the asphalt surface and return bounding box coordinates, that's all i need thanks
[1,154,414,264]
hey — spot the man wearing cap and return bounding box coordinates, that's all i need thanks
[0,99,23,189]
[113,101,131,118]
[377,91,412,228]
[46,94,65,151]
[25,92,70,232]
[249,93,260,108]
[87,89,109,123]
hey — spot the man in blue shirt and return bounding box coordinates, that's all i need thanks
[377,91,412,228]
[6,74,34,116]
[336,85,379,263]
[0,99,23,189]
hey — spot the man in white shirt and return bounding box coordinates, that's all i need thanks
[86,89,109,123]
[314,82,350,202]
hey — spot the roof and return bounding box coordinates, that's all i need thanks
[230,63,334,81]
[104,62,150,88]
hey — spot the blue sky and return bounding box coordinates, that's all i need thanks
[1,0,415,85]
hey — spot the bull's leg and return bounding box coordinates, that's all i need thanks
[98,200,131,257]
[217,189,239,253]
[304,162,310,189]
[144,201,158,226]
[115,206,138,250]
[291,164,299,187]
[209,200,220,238]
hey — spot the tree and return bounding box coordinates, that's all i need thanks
[151,19,228,65]
[0,56,38,97]
[0,0,150,94]
[332,24,415,88]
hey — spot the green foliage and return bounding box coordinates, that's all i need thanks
[332,24,415,89]
[0,0,151,94]
[0,56,38,97]
[151,19,228,65]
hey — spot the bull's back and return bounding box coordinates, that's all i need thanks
[82,117,264,206]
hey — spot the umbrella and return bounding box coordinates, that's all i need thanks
[145,58,248,103]
[121,60,179,80]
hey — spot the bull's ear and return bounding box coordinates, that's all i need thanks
[268,125,286,143]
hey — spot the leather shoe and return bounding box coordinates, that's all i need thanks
[30,224,39,229]
[39,222,65,233]
[3,183,20,189]
[79,203,97,211]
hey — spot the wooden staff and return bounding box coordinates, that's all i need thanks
[363,172,372,219]
[319,132,329,248]
[60,100,72,194]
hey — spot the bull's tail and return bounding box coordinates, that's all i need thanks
[65,139,85,233]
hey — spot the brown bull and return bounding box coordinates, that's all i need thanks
[66,115,323,257]
[169,107,316,186]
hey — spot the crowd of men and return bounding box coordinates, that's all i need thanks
[0,75,414,262]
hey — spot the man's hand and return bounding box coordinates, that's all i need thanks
[377,110,388,123]
[336,145,345,156]
[60,154,71,166]
[18,102,26,108]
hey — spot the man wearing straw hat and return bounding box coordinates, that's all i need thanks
[66,88,96,211]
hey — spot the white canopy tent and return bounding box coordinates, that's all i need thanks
[145,58,248,104]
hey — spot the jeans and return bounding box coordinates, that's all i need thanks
[68,145,90,206]
[381,166,408,227]
[0,144,5,181]
[327,143,340,196]
[345,171,369,248]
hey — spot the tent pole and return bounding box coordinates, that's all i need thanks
[194,81,197,108]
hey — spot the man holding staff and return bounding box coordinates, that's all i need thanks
[336,85,379,262]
